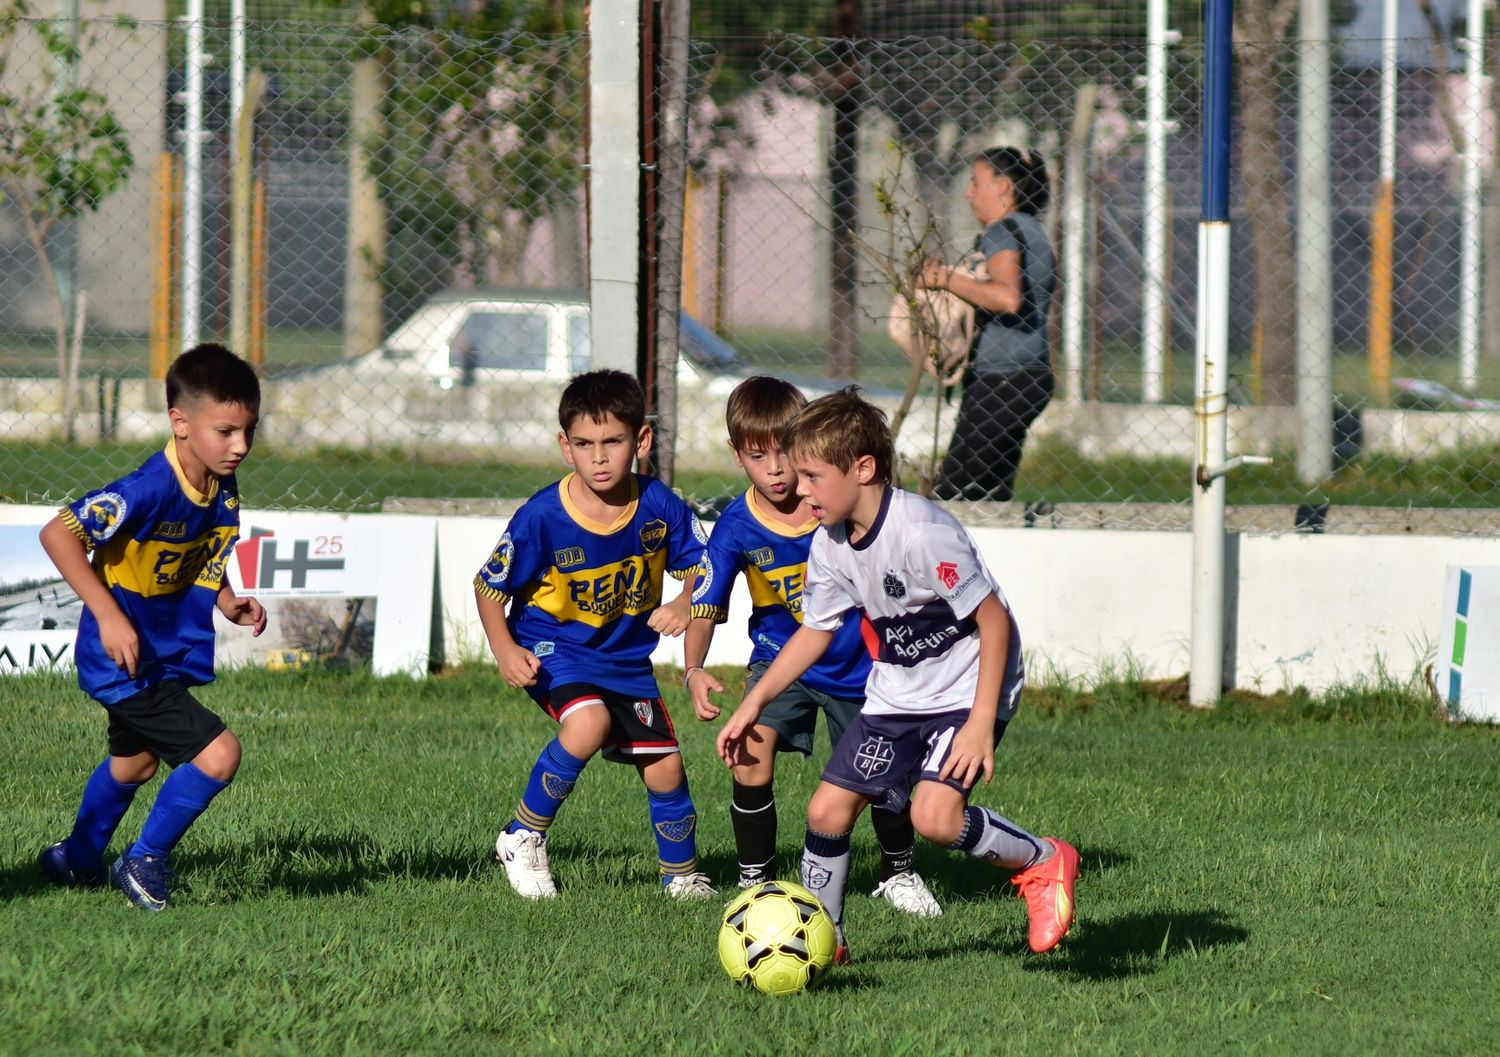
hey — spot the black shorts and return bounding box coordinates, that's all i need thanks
[103,680,227,766]
[533,682,680,763]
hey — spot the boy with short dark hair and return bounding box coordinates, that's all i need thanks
[477,368,714,899]
[718,387,1078,961]
[685,376,940,916]
[39,343,267,911]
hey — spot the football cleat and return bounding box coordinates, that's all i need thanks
[1010,837,1079,953]
[38,842,105,889]
[496,827,557,899]
[833,944,852,966]
[663,871,716,900]
[870,870,943,918]
[110,854,171,912]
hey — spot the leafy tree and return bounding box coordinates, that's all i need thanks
[0,2,133,423]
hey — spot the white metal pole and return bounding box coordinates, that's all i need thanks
[1140,0,1173,404]
[1380,0,1398,227]
[230,0,245,173]
[1460,0,1484,390]
[181,0,205,352]
[1190,222,1230,706]
[588,0,641,372]
[1295,0,1333,483]
[1062,115,1089,405]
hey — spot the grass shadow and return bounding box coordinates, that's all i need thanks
[1023,907,1249,982]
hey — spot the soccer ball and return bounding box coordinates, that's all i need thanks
[717,880,838,996]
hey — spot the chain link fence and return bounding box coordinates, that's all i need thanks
[2,14,1498,532]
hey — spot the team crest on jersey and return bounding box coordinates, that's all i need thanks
[882,572,907,600]
[80,491,127,541]
[853,736,894,779]
[640,519,668,553]
[224,494,238,510]
[554,545,586,569]
[533,641,555,657]
[484,534,515,584]
[692,557,713,602]
[936,561,960,590]
[691,514,708,545]
[633,699,654,726]
[747,546,774,567]
[153,519,187,539]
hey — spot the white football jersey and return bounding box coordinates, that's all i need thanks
[803,487,1024,718]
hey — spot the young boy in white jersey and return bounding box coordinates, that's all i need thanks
[717,387,1078,961]
[685,376,940,916]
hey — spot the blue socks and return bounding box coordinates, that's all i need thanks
[127,763,230,861]
[507,738,588,835]
[647,782,700,883]
[64,759,141,874]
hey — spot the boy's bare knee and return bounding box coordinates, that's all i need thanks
[192,730,241,782]
[110,752,158,785]
[639,752,685,793]
[910,786,964,844]
[557,705,610,758]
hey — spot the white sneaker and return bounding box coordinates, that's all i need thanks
[496,827,557,899]
[663,871,716,900]
[871,871,943,918]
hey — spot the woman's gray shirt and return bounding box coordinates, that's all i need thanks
[970,211,1055,376]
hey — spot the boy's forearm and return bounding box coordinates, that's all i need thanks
[744,626,832,708]
[969,594,1009,725]
[684,617,715,672]
[475,592,518,657]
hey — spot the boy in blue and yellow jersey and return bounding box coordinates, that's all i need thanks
[476,369,713,899]
[683,376,941,917]
[38,344,266,912]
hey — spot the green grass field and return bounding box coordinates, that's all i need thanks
[2,667,1495,1056]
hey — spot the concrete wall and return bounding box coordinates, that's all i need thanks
[6,500,1491,693]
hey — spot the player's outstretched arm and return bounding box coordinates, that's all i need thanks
[683,617,724,720]
[716,625,833,765]
[475,590,540,688]
[939,593,1009,788]
[216,582,267,636]
[40,517,139,676]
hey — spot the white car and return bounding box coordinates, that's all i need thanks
[367,287,745,393]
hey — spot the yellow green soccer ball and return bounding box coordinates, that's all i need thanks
[717,880,838,996]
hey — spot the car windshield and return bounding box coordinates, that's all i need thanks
[679,313,741,370]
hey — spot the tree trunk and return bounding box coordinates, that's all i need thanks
[826,0,861,381]
[1237,41,1297,406]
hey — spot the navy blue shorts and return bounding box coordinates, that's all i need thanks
[820,708,1009,813]
[532,681,680,763]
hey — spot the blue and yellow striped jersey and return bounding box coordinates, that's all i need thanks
[690,488,870,700]
[59,442,240,705]
[474,473,706,699]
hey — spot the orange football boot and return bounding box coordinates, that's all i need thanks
[1010,837,1079,953]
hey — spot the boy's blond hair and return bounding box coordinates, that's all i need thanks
[781,387,894,484]
[725,375,807,451]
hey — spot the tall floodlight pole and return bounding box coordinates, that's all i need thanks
[181,0,205,352]
[1460,0,1485,390]
[1141,0,1175,403]
[1190,0,1233,707]
[1368,0,1398,403]
[1297,0,1334,482]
